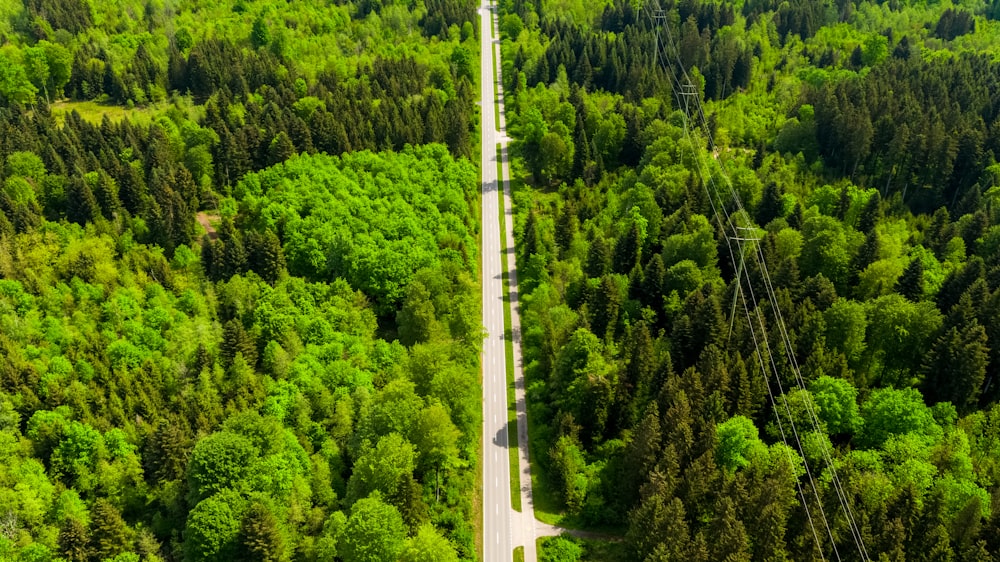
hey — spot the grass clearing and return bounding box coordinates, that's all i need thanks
[514,546,525,562]
[50,100,160,125]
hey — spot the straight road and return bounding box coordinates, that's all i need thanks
[480,0,513,560]
[481,1,545,560]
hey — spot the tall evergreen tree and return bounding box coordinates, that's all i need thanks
[89,499,130,562]
[58,518,90,562]
[897,257,925,301]
[585,236,611,278]
[239,502,285,562]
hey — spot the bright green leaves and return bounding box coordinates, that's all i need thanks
[187,431,259,503]
[809,375,862,436]
[346,433,416,504]
[400,525,460,562]
[236,146,476,315]
[184,492,245,562]
[715,415,767,472]
[340,495,407,562]
[859,387,941,449]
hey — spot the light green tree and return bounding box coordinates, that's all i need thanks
[340,495,407,562]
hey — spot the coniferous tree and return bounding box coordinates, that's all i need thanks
[710,497,751,562]
[897,257,925,301]
[58,518,90,562]
[221,319,258,367]
[612,223,642,274]
[89,499,130,562]
[239,502,285,562]
[585,236,611,278]
[923,316,988,414]
[554,202,578,254]
[858,192,882,233]
[591,275,622,339]
[756,182,784,226]
[521,208,540,259]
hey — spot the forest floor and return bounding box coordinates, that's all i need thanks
[196,212,219,241]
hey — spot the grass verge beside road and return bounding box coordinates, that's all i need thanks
[492,40,500,132]
[497,143,522,512]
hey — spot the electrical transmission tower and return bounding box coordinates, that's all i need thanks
[641,2,872,561]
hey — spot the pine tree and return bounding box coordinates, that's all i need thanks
[642,253,666,311]
[850,230,881,287]
[591,275,622,339]
[521,208,540,260]
[554,202,578,254]
[257,231,286,284]
[58,518,90,562]
[221,319,258,367]
[585,236,611,278]
[710,497,751,562]
[239,502,285,562]
[788,201,805,231]
[621,404,661,508]
[66,177,100,225]
[612,223,642,275]
[89,499,130,561]
[923,319,988,414]
[756,182,784,226]
[858,192,882,233]
[896,257,925,301]
[836,185,852,220]
[145,418,191,481]
[391,474,431,532]
[621,320,655,424]
[267,132,295,166]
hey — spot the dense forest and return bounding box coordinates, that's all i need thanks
[499,0,1000,560]
[0,0,483,560]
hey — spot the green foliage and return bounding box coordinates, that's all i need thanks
[340,495,407,562]
[185,492,245,562]
[400,525,460,562]
[859,387,942,449]
[501,0,1000,556]
[809,376,861,436]
[235,147,477,314]
[716,415,767,471]
[540,535,583,562]
[187,431,258,503]
[346,433,416,504]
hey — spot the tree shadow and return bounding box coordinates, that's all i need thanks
[491,419,514,449]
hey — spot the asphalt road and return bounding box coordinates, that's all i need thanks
[480,0,514,560]
[481,1,545,560]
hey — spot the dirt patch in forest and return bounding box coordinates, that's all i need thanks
[196,212,219,241]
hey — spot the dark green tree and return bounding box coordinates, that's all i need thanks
[251,16,271,49]
[585,236,611,278]
[897,257,925,301]
[239,502,286,562]
[89,499,130,561]
[756,182,784,226]
[221,319,258,367]
[58,518,90,562]
[922,319,988,414]
[612,223,641,274]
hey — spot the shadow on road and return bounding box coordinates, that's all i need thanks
[492,420,515,449]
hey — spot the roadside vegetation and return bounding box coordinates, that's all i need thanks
[501,0,1000,559]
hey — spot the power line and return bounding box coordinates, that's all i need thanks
[641,2,872,560]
